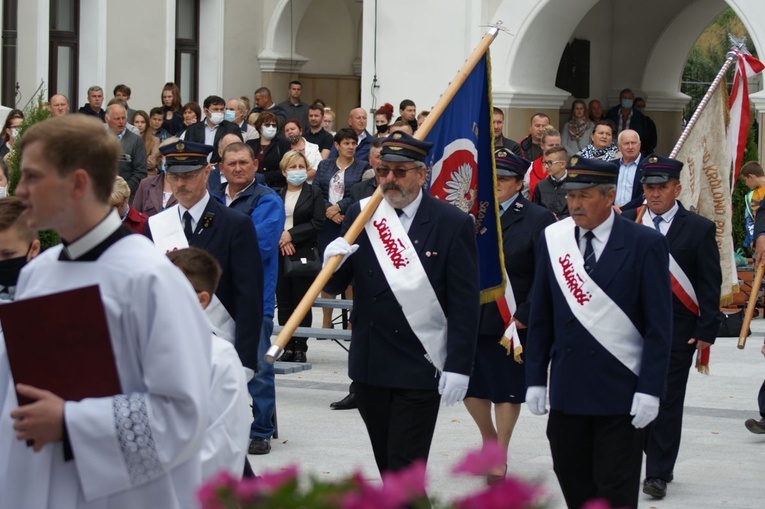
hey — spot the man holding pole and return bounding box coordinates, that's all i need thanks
[322,132,480,475]
[622,155,721,499]
[525,156,672,509]
[749,198,765,434]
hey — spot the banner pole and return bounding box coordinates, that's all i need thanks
[265,24,502,363]
[669,35,746,158]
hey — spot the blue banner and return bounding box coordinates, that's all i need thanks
[424,52,504,303]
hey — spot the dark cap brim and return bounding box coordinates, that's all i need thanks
[380,153,417,162]
[166,163,206,173]
[641,174,672,184]
[561,181,598,190]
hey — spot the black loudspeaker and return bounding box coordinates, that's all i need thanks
[555,39,590,99]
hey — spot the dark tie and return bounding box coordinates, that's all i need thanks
[395,208,404,217]
[498,204,505,215]
[652,215,663,231]
[583,230,596,274]
[183,211,193,240]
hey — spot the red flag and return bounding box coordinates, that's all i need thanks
[728,51,764,184]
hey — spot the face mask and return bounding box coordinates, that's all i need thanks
[262,125,278,140]
[377,124,389,133]
[208,112,224,125]
[621,98,633,109]
[635,105,645,113]
[0,186,6,198]
[286,169,308,186]
[10,127,19,139]
[288,135,301,144]
[0,250,30,301]
[224,109,236,122]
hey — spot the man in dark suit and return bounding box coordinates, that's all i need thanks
[622,155,721,499]
[105,103,147,199]
[525,157,672,509]
[750,194,765,435]
[606,88,648,143]
[327,108,372,163]
[323,132,480,475]
[181,95,242,164]
[145,140,263,371]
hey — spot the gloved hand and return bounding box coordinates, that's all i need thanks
[525,386,548,415]
[438,371,470,407]
[323,237,359,271]
[630,392,660,429]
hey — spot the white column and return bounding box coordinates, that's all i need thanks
[199,0,224,100]
[79,0,107,100]
[16,0,49,107]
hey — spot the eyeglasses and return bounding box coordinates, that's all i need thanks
[542,160,565,168]
[262,123,277,127]
[375,166,420,178]
[166,169,204,181]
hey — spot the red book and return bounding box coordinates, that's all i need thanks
[0,285,122,407]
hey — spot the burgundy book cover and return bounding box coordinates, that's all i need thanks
[0,285,122,407]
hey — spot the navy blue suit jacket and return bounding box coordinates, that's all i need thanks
[312,158,371,214]
[327,130,373,163]
[526,213,672,415]
[145,197,264,369]
[623,202,721,349]
[479,196,555,336]
[325,193,480,390]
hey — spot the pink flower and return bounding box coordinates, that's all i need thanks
[234,464,300,501]
[455,477,542,509]
[582,500,615,509]
[197,471,240,509]
[380,461,427,505]
[452,440,507,476]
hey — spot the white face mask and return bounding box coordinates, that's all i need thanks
[224,109,236,122]
[262,125,278,140]
[208,111,224,125]
[0,186,6,198]
[10,128,19,140]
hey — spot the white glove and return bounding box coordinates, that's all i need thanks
[525,386,548,415]
[323,237,359,271]
[630,392,660,429]
[438,371,470,407]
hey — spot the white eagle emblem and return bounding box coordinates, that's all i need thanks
[444,163,477,213]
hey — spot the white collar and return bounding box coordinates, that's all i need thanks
[64,209,122,260]
[647,200,679,223]
[581,208,615,244]
[179,192,211,224]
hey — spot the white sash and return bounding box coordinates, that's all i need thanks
[545,218,643,375]
[640,212,700,315]
[148,205,238,338]
[360,197,447,371]
[147,205,189,253]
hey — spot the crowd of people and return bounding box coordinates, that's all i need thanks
[0,79,760,509]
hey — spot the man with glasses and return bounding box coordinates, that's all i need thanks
[525,128,561,200]
[146,140,264,374]
[323,132,480,476]
[532,145,570,219]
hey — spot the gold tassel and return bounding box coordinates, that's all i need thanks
[695,354,710,375]
[498,335,513,355]
[513,344,524,364]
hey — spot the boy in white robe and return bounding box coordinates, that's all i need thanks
[2,115,211,509]
[167,247,250,480]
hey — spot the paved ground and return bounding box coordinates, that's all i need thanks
[251,310,765,508]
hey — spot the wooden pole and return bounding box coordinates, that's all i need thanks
[265,25,501,363]
[738,263,764,349]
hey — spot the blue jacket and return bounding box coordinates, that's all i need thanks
[327,130,373,164]
[312,158,371,215]
[211,182,285,318]
[526,213,672,415]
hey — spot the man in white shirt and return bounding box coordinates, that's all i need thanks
[614,129,642,207]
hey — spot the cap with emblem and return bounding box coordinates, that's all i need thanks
[563,156,619,189]
[495,148,531,178]
[639,154,683,184]
[380,131,434,163]
[159,140,213,173]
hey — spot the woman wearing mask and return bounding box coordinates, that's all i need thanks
[283,119,321,181]
[561,99,594,155]
[0,160,10,198]
[578,120,621,161]
[247,112,291,190]
[276,151,325,363]
[374,103,393,138]
[0,110,24,160]
[130,110,161,175]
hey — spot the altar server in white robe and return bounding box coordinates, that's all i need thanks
[1,114,211,509]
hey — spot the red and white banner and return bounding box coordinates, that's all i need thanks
[728,51,765,184]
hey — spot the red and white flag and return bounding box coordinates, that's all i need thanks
[728,50,764,184]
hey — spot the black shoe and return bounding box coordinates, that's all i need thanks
[248,437,271,455]
[643,477,667,498]
[277,350,294,362]
[293,351,307,363]
[330,392,357,410]
[745,418,765,434]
